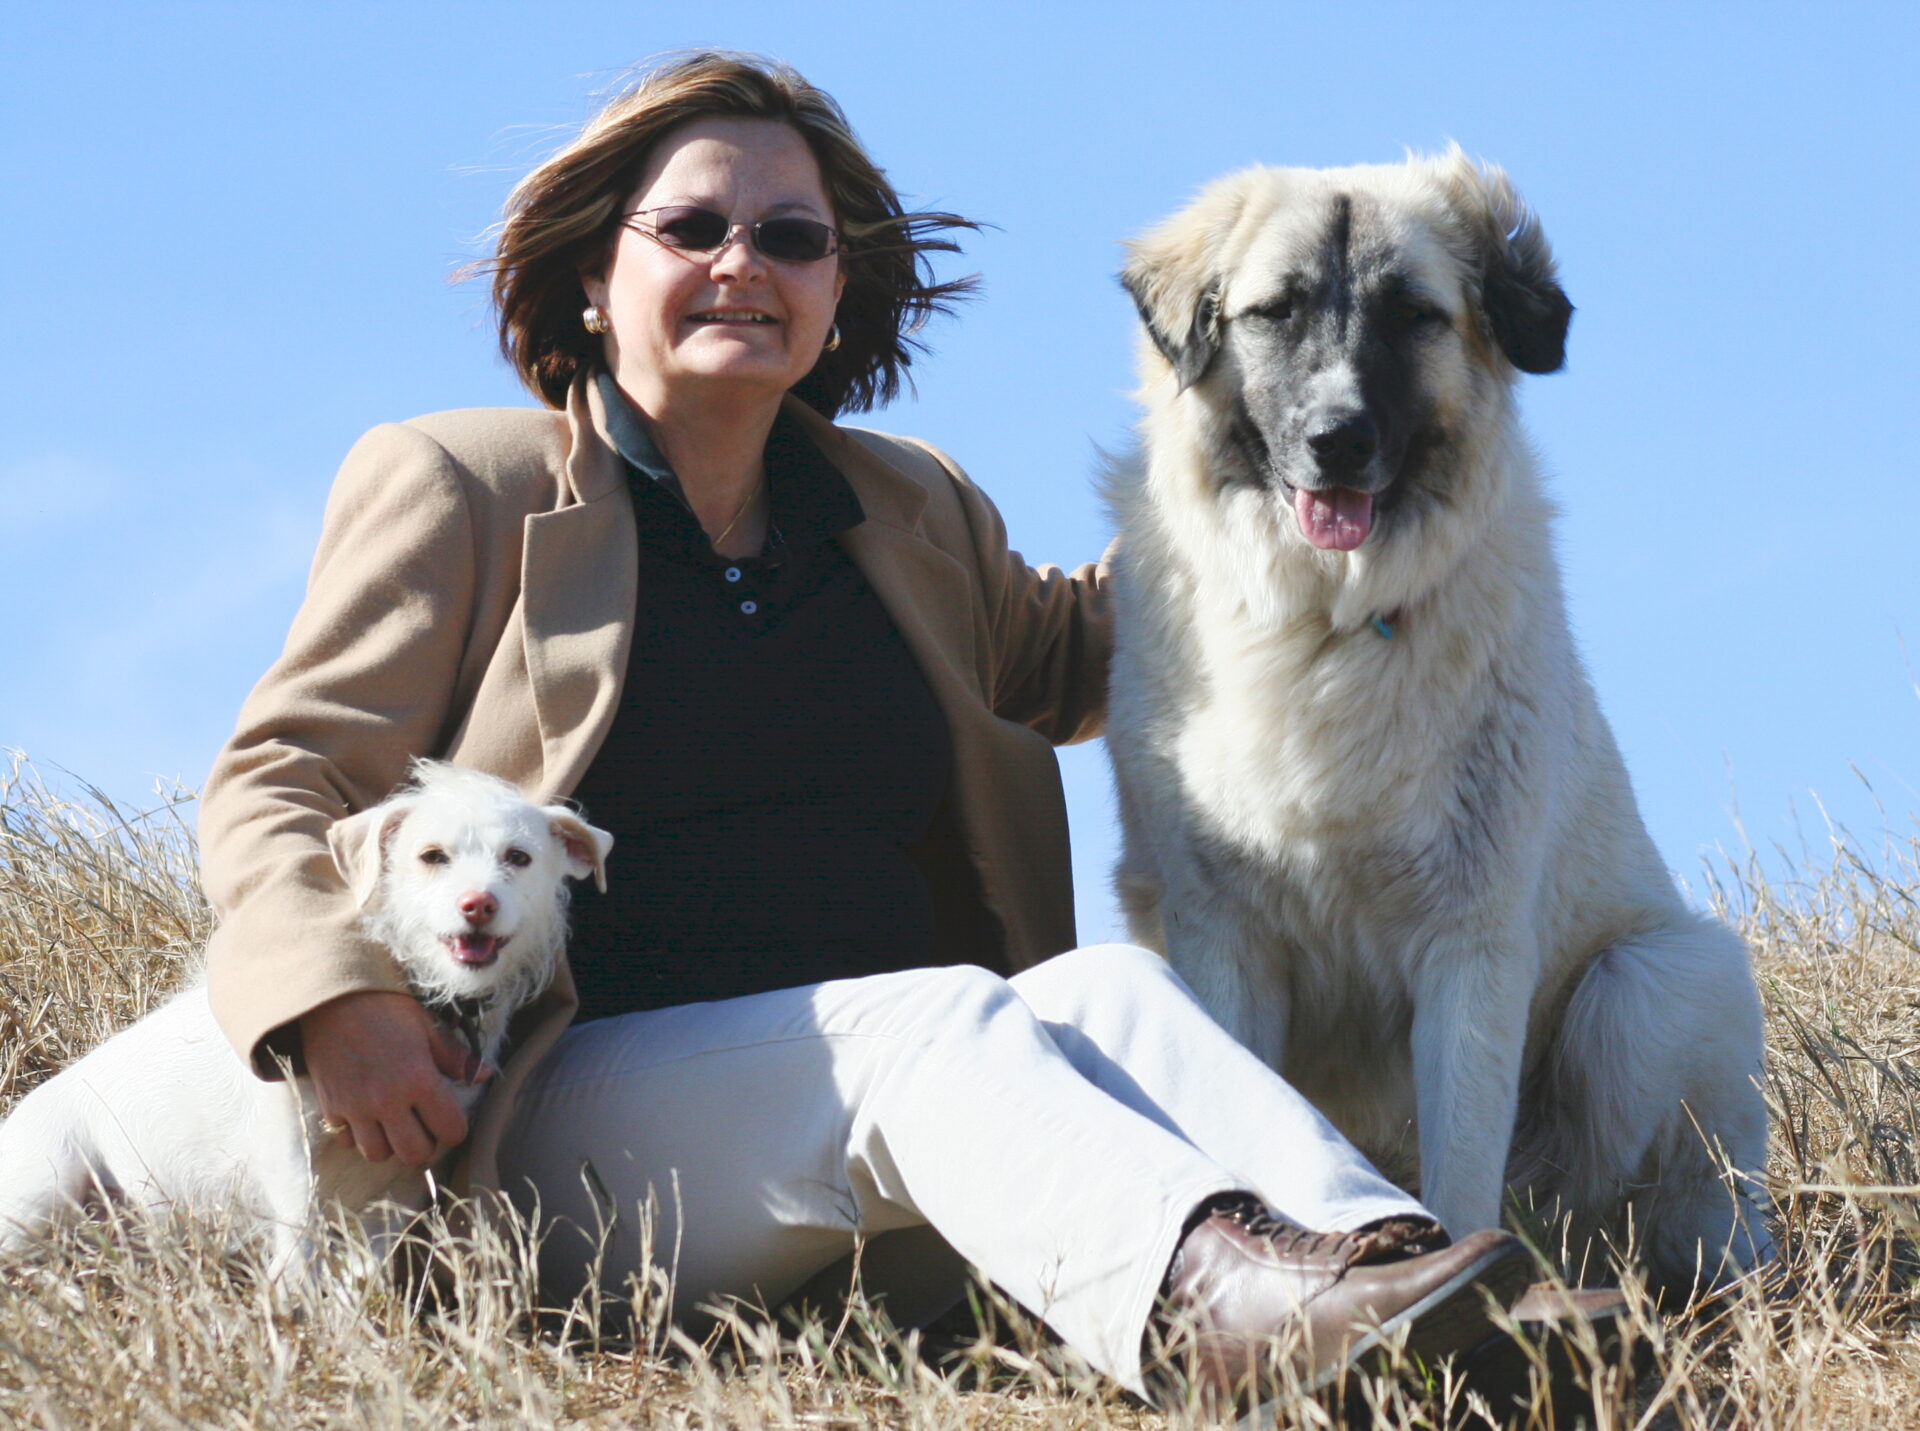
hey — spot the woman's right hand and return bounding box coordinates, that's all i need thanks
[300,990,489,1165]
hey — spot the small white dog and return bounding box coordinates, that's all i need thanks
[1107,150,1774,1294]
[0,762,610,1279]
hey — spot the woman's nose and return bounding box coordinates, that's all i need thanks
[707,226,764,281]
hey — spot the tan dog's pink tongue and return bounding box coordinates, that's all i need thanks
[1294,487,1374,551]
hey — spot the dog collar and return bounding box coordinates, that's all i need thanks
[1371,609,1402,640]
[440,994,493,1062]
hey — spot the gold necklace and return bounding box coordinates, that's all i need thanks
[708,480,765,550]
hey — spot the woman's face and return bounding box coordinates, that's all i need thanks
[583,116,845,417]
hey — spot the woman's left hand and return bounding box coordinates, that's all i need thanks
[302,989,488,1165]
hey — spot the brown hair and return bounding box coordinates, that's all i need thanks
[479,51,979,415]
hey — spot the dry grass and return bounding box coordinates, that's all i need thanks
[2,749,1918,1429]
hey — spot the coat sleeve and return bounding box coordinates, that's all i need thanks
[906,440,1113,745]
[199,422,481,1075]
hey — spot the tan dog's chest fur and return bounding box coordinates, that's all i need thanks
[1107,150,1774,1294]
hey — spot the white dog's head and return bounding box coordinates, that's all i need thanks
[327,763,613,1011]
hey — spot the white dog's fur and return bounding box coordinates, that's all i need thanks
[0,763,610,1279]
[1107,149,1773,1292]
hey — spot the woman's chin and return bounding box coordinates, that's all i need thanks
[661,349,810,399]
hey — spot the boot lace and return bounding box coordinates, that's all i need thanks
[1205,1195,1367,1265]
[1346,1215,1453,1262]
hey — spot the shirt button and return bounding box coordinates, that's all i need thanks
[724,567,742,582]
[740,600,758,615]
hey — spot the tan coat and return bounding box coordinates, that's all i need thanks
[200,374,1109,1186]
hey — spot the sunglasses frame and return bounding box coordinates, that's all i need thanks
[621,206,843,264]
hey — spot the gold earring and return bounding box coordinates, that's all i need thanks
[582,305,611,335]
[823,322,842,353]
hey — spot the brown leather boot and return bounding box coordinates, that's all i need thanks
[1146,1198,1532,1412]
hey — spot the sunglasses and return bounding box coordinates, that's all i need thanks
[622,206,842,263]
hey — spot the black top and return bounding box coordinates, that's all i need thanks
[564,395,954,1020]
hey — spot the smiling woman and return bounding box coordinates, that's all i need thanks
[484,54,975,418]
[578,114,849,550]
[189,48,1539,1416]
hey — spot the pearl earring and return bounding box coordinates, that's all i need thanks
[582,305,611,335]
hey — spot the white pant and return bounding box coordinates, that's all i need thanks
[497,944,1423,1391]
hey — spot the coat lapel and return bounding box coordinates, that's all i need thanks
[841,521,982,705]
[791,401,985,706]
[520,379,637,801]
[520,501,634,800]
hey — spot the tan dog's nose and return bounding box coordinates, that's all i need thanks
[458,891,498,926]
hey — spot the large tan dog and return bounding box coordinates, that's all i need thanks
[1105,148,1773,1294]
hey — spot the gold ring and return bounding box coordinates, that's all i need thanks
[319,1119,349,1137]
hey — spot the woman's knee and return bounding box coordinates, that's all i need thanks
[1011,942,1176,1015]
[838,962,1022,1045]
[915,962,1020,1026]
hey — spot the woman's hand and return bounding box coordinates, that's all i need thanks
[300,990,489,1165]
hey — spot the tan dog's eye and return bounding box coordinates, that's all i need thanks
[419,848,449,866]
[1388,298,1448,329]
[503,848,532,868]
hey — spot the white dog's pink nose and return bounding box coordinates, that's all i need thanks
[458,891,498,926]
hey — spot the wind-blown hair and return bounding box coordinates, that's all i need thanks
[479,51,979,416]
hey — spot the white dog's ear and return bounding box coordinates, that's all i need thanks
[328,799,416,907]
[544,807,614,893]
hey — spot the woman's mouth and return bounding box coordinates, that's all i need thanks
[688,310,776,325]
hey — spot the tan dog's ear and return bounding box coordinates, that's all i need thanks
[327,799,417,907]
[544,807,614,893]
[1428,144,1572,375]
[1121,251,1221,393]
[1120,170,1258,392]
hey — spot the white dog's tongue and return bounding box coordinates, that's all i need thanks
[1294,487,1374,551]
[452,933,499,966]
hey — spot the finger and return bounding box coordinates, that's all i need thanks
[352,1119,395,1164]
[415,1081,471,1152]
[386,1109,437,1168]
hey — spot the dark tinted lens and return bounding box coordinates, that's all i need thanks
[651,207,731,249]
[755,218,836,261]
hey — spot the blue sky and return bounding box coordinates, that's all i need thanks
[4,2,1914,938]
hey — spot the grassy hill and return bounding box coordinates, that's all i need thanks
[2,754,1916,1429]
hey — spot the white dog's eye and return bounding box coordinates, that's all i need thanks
[503,848,532,869]
[419,848,450,866]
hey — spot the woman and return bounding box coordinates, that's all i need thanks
[197,51,1532,1406]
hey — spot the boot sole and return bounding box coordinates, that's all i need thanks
[1453,1294,1638,1419]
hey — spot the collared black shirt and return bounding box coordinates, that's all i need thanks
[565,384,954,1020]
